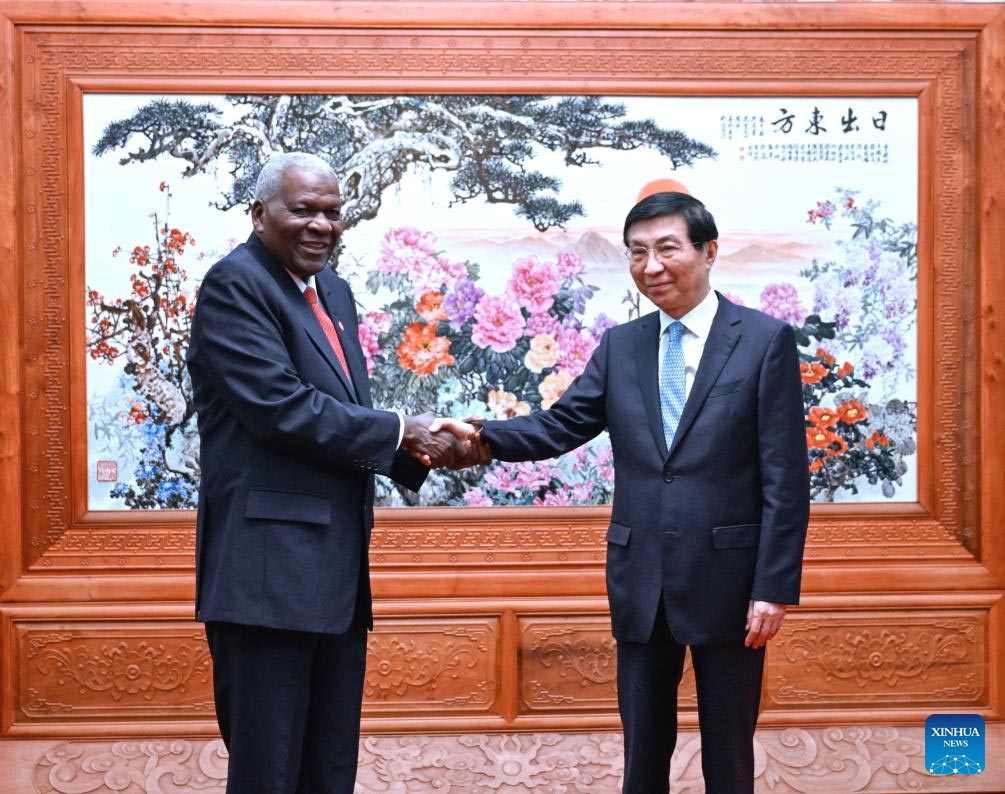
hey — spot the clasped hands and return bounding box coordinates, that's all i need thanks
[402,412,492,469]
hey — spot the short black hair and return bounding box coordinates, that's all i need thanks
[622,191,718,247]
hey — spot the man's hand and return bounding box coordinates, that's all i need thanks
[744,600,787,649]
[429,417,493,469]
[402,412,476,467]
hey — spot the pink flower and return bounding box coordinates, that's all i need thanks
[507,256,561,314]
[357,311,391,375]
[556,327,597,378]
[759,282,807,325]
[720,291,746,307]
[525,311,562,338]
[557,251,585,279]
[535,490,576,506]
[464,487,494,507]
[471,294,525,352]
[377,227,437,275]
[411,255,466,297]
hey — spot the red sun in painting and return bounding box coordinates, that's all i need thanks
[636,178,691,203]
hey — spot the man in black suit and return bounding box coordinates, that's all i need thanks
[445,192,809,793]
[187,152,470,793]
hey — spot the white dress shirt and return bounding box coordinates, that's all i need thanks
[658,289,719,400]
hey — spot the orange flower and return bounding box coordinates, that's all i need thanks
[837,400,868,424]
[806,427,847,457]
[837,362,854,378]
[866,431,891,450]
[808,406,839,427]
[808,457,823,473]
[415,290,448,322]
[800,361,829,384]
[128,403,148,423]
[815,347,835,366]
[396,322,454,376]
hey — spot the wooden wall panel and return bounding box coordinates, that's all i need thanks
[363,618,499,715]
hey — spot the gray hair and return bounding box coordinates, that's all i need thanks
[253,152,337,202]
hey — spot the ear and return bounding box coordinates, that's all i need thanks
[704,239,718,265]
[251,199,266,233]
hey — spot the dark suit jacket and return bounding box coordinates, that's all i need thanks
[482,294,809,645]
[187,233,426,635]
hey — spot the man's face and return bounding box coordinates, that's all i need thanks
[626,213,717,318]
[251,166,344,281]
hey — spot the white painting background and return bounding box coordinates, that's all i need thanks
[83,94,918,507]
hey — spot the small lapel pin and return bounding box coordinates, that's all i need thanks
[337,320,345,332]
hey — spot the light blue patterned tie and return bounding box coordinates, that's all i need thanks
[660,321,687,448]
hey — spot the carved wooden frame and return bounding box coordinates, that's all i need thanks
[1,1,1003,736]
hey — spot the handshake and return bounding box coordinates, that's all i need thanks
[401,412,493,469]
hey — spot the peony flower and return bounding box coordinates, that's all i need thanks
[525,311,563,338]
[721,291,746,307]
[507,256,562,314]
[556,327,596,378]
[487,388,531,420]
[759,282,807,325]
[396,322,454,376]
[411,255,466,297]
[524,333,560,373]
[415,290,448,322]
[539,371,574,409]
[556,251,585,279]
[471,294,525,352]
[377,227,438,276]
[442,279,484,329]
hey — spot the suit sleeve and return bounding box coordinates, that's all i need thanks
[481,328,610,460]
[751,322,810,604]
[188,260,402,477]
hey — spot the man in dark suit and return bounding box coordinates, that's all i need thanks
[447,192,809,793]
[187,152,470,794]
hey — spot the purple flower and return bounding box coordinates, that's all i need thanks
[590,313,618,340]
[525,311,562,338]
[759,282,807,325]
[442,279,484,329]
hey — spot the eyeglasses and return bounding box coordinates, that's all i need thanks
[625,241,704,266]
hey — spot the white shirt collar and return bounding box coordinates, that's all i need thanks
[285,270,316,294]
[659,289,719,340]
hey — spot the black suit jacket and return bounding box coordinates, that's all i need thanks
[187,233,426,635]
[482,294,809,645]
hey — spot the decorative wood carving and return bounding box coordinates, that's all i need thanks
[362,618,498,714]
[766,611,987,709]
[16,622,214,721]
[21,725,1005,793]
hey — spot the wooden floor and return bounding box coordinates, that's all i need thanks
[2,725,1002,793]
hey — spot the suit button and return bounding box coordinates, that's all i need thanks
[663,466,674,483]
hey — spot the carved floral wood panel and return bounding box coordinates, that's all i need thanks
[16,622,214,721]
[766,610,988,709]
[518,616,697,713]
[362,618,498,715]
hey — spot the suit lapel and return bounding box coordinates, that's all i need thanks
[667,296,742,457]
[243,234,360,402]
[635,312,669,458]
